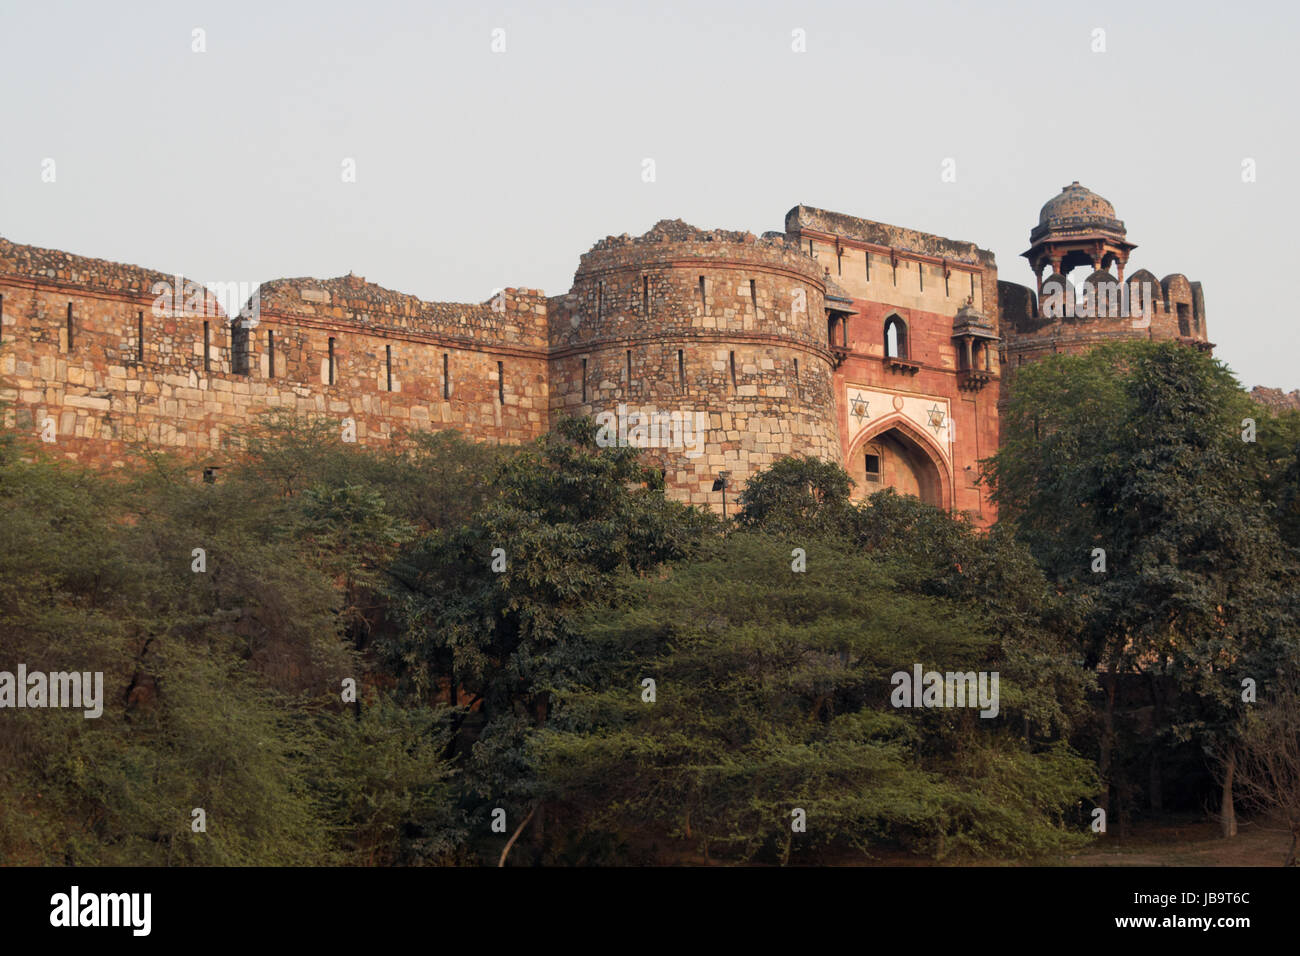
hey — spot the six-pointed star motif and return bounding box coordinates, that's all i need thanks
[927,403,946,433]
[850,396,870,424]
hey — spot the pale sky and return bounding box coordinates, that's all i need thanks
[1,0,1295,389]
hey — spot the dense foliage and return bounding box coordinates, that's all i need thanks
[987,342,1300,837]
[1,343,1295,864]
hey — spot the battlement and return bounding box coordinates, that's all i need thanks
[0,188,1208,525]
[256,276,549,351]
[0,233,551,467]
[784,205,996,268]
[587,219,771,252]
[577,219,824,280]
[0,236,208,300]
[998,266,1210,365]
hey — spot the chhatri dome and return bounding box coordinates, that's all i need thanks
[1023,181,1135,282]
[1031,181,1126,243]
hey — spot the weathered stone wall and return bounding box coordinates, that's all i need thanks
[786,204,999,326]
[1250,386,1300,412]
[998,267,1211,370]
[0,237,549,467]
[6,198,1204,527]
[547,221,843,508]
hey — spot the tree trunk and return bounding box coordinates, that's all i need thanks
[532,801,546,855]
[1147,675,1163,812]
[1220,746,1238,839]
[498,804,538,867]
[1098,669,1117,835]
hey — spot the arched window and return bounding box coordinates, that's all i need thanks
[884,315,908,359]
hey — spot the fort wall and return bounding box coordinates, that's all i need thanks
[547,221,842,508]
[1,187,1211,526]
[998,269,1211,369]
[0,238,549,467]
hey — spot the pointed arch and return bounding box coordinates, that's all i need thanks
[847,412,953,511]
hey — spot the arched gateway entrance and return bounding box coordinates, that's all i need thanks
[847,417,951,510]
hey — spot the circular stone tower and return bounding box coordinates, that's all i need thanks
[548,219,843,509]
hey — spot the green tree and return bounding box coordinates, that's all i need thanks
[735,454,854,537]
[382,416,712,860]
[0,416,468,864]
[1249,407,1300,550]
[536,532,1095,863]
[987,342,1300,836]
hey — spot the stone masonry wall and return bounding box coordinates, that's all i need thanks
[998,268,1210,370]
[547,221,843,508]
[0,237,549,467]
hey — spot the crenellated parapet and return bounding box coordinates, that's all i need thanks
[546,220,843,508]
[1000,183,1210,371]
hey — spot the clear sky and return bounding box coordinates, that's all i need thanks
[1,0,1294,389]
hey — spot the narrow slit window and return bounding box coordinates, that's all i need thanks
[865,253,870,281]
[729,350,737,389]
[919,262,924,291]
[497,360,504,404]
[581,358,588,403]
[793,357,799,383]
[137,311,144,362]
[749,279,757,312]
[386,345,393,391]
[66,303,74,352]
[698,276,706,312]
[442,353,450,399]
[203,321,210,371]
[626,349,632,391]
[808,239,814,256]
[231,321,250,374]
[597,281,604,319]
[642,275,649,315]
[267,329,275,378]
[970,273,975,298]
[328,337,336,385]
[677,349,685,392]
